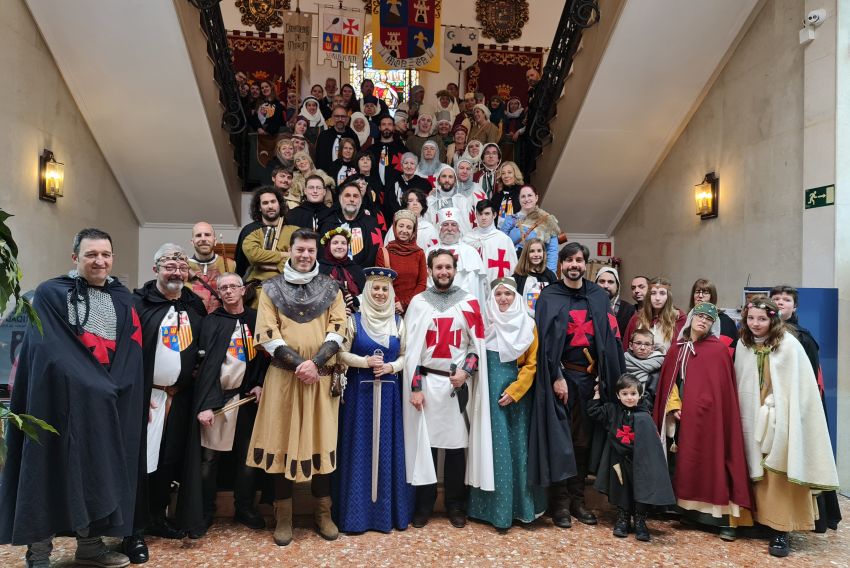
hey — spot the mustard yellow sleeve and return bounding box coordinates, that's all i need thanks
[254,288,283,348]
[665,383,682,414]
[242,228,283,266]
[504,327,539,402]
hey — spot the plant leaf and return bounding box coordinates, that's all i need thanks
[20,414,58,435]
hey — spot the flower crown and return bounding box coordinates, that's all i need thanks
[746,301,778,317]
[320,226,352,246]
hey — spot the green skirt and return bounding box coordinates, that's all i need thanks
[468,351,547,529]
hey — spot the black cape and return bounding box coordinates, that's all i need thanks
[0,276,145,544]
[177,307,270,535]
[132,281,206,529]
[528,279,625,486]
[318,207,383,268]
[615,300,636,341]
[315,126,360,173]
[288,201,333,232]
[587,398,675,508]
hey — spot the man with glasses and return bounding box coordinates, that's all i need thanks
[126,244,206,562]
[181,273,270,537]
[0,228,144,568]
[315,105,360,173]
[624,329,664,406]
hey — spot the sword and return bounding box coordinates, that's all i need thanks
[449,363,471,432]
[360,349,395,503]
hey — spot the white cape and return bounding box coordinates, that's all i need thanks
[734,332,838,489]
[402,291,494,490]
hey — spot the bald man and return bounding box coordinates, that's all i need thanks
[188,222,236,313]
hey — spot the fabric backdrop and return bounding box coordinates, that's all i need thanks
[465,44,544,105]
[227,30,297,97]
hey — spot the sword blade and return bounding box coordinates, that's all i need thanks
[371,381,381,503]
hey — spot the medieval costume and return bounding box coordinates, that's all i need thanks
[785,311,842,531]
[473,143,502,199]
[133,276,205,535]
[288,198,333,233]
[652,304,752,530]
[736,329,838,536]
[376,210,428,314]
[427,165,475,235]
[469,105,501,145]
[0,272,144,555]
[179,305,270,537]
[315,124,360,174]
[405,115,446,165]
[319,205,383,268]
[500,207,560,272]
[247,262,346,544]
[587,395,675,540]
[415,140,448,188]
[403,283,494,524]
[334,268,415,532]
[468,279,546,529]
[528,278,625,526]
[463,221,518,285]
[624,308,687,355]
[241,219,297,291]
[318,227,366,313]
[187,253,236,313]
[513,267,558,318]
[596,267,636,336]
[425,208,488,305]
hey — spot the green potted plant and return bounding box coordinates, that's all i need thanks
[0,209,57,467]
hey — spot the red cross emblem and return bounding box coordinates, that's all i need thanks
[616,425,635,445]
[131,308,143,347]
[487,248,512,278]
[425,317,462,359]
[371,228,384,247]
[607,313,621,339]
[343,18,359,34]
[79,331,117,365]
[391,152,404,172]
[462,299,485,339]
[567,309,595,347]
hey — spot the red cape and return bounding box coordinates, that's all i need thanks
[652,335,752,510]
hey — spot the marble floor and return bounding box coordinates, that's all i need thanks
[2,497,848,567]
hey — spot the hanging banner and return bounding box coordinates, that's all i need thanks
[465,44,544,106]
[371,0,441,73]
[283,11,312,78]
[317,5,364,68]
[443,25,478,72]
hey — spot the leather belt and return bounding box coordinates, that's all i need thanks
[270,359,336,376]
[152,384,181,418]
[420,366,452,377]
[561,361,594,375]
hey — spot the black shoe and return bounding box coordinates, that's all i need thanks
[612,508,629,538]
[448,510,467,528]
[570,505,598,525]
[827,520,839,531]
[121,535,149,565]
[552,511,572,529]
[412,512,430,528]
[145,519,185,540]
[769,532,790,557]
[235,508,266,530]
[634,512,650,542]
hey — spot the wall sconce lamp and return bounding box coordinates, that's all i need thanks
[694,172,718,219]
[38,149,65,202]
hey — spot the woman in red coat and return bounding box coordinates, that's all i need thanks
[377,209,427,315]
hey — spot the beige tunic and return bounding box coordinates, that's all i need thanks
[246,286,346,481]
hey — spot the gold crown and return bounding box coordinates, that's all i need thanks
[495,83,513,99]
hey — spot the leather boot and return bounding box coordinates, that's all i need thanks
[314,496,339,541]
[549,482,571,528]
[567,476,597,525]
[273,499,293,546]
[612,508,629,538]
[634,512,650,542]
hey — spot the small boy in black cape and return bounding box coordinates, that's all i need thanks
[587,373,675,542]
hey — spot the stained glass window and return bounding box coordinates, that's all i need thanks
[350,33,419,113]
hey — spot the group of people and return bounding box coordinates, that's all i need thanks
[0,72,841,568]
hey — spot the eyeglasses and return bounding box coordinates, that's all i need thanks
[693,313,715,322]
[694,289,711,296]
[219,284,243,292]
[159,264,189,274]
[630,341,653,348]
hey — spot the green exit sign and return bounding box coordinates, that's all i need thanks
[805,185,835,209]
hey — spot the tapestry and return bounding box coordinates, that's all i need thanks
[318,4,365,68]
[371,0,441,72]
[464,44,544,105]
[227,30,297,98]
[282,11,312,78]
[443,25,478,72]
